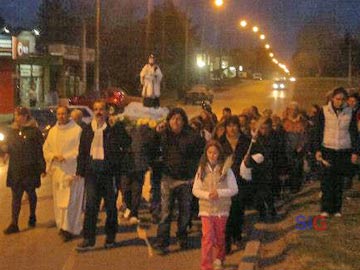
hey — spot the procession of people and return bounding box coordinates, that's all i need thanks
[1,61,359,270]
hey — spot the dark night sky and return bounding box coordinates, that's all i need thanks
[1,0,360,62]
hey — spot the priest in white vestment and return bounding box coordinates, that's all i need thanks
[43,106,84,241]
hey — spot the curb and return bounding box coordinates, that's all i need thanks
[238,228,263,270]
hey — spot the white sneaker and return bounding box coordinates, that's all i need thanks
[213,259,224,270]
[320,212,329,217]
[123,208,131,219]
[334,213,342,218]
[129,217,139,225]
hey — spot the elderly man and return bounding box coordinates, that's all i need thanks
[43,106,83,242]
[71,109,87,129]
[76,100,131,251]
[315,87,359,218]
[140,54,163,108]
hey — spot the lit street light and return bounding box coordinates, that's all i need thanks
[252,26,259,33]
[265,44,270,49]
[260,34,265,40]
[215,0,224,7]
[33,29,40,36]
[240,20,247,28]
[269,52,274,58]
[272,58,279,64]
[2,26,10,34]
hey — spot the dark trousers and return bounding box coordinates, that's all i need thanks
[83,172,118,241]
[150,165,162,217]
[11,184,37,225]
[253,182,275,216]
[226,182,253,243]
[156,179,192,247]
[321,148,352,214]
[122,171,145,218]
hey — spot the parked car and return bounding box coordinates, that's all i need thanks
[252,73,263,80]
[184,84,214,105]
[49,105,93,124]
[69,87,129,114]
[30,108,57,138]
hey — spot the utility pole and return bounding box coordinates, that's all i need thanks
[80,19,87,95]
[348,35,352,85]
[184,6,190,94]
[145,0,154,57]
[94,0,100,93]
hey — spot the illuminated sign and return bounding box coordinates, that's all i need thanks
[0,34,12,57]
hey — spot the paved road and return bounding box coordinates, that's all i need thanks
[165,80,295,119]
[0,80,289,270]
[0,161,251,270]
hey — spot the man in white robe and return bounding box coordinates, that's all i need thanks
[140,54,163,108]
[43,106,84,241]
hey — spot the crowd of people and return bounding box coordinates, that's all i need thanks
[1,86,359,270]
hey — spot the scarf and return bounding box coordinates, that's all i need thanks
[90,119,107,160]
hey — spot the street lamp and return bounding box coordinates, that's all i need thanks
[260,34,265,40]
[269,52,274,58]
[215,0,224,7]
[252,26,259,33]
[1,26,10,34]
[240,20,247,28]
[32,29,40,36]
[272,58,278,64]
[265,44,270,49]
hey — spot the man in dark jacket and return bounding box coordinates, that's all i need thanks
[76,100,131,251]
[154,107,205,254]
[2,107,46,234]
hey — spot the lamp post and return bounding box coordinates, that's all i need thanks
[94,0,100,93]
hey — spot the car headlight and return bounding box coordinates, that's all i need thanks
[0,132,5,142]
[280,84,285,89]
[273,83,279,89]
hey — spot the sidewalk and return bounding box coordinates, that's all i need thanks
[257,181,360,270]
[0,162,247,270]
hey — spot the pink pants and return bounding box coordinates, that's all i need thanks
[201,216,228,270]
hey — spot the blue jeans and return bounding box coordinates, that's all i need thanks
[156,177,192,247]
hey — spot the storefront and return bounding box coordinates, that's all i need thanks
[0,34,15,115]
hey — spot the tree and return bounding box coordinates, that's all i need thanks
[37,0,79,49]
[292,14,343,77]
[100,1,199,96]
[0,14,5,28]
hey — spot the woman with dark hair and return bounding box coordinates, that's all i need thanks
[2,107,46,234]
[218,116,251,254]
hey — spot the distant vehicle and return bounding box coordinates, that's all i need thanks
[184,84,214,105]
[252,73,263,80]
[272,80,287,90]
[30,108,57,138]
[69,87,129,114]
[49,105,93,124]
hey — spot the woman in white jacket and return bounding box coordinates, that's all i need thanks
[193,140,238,270]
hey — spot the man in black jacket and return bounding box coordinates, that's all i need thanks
[154,107,205,254]
[76,100,131,251]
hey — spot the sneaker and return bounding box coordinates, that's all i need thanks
[153,244,170,255]
[334,213,342,218]
[320,212,329,217]
[76,239,95,252]
[104,235,116,249]
[129,217,139,225]
[214,259,224,270]
[3,224,20,235]
[28,216,36,227]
